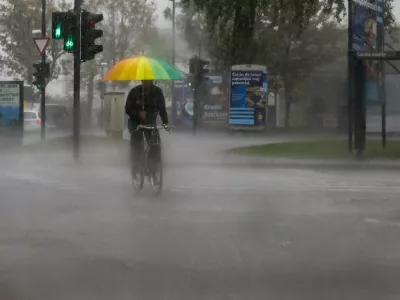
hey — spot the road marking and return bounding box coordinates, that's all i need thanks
[6,173,83,192]
[170,183,400,193]
[364,218,400,228]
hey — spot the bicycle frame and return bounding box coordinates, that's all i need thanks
[130,124,169,193]
[134,125,164,175]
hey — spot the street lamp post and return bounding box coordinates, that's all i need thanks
[170,0,176,125]
[172,0,176,65]
[41,0,46,141]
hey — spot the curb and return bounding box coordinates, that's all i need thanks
[222,155,400,170]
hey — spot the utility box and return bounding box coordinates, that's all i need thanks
[104,92,125,138]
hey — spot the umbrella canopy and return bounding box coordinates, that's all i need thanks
[102,56,185,81]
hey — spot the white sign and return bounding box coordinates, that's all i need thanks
[0,83,20,106]
[33,37,50,55]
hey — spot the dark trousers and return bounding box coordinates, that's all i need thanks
[130,126,161,170]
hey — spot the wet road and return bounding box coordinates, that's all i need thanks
[0,132,400,299]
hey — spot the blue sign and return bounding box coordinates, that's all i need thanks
[0,81,23,148]
[0,82,23,126]
[229,70,267,125]
[172,80,194,127]
[351,0,384,104]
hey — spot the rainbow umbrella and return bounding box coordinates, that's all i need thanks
[102,56,185,81]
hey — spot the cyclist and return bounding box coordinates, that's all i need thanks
[125,80,169,176]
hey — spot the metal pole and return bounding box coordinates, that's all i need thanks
[73,0,81,160]
[381,58,386,149]
[172,0,175,65]
[41,0,46,141]
[347,0,353,152]
[380,6,386,148]
[382,100,386,147]
[170,0,176,127]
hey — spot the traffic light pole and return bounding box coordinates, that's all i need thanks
[73,0,81,160]
[41,0,46,141]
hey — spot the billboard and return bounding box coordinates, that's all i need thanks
[172,79,194,127]
[351,0,384,104]
[172,75,228,127]
[229,65,268,126]
[201,75,228,125]
[0,82,23,127]
[0,81,23,149]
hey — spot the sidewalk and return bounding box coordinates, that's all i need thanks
[3,129,400,170]
[221,154,400,169]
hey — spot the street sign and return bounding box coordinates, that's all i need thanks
[33,37,50,55]
[356,51,400,60]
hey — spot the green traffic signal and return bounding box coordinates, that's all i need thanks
[55,24,61,39]
[64,35,74,51]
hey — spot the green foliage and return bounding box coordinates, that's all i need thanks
[164,2,208,53]
[175,0,395,125]
[83,0,156,65]
[0,0,71,84]
[228,139,400,159]
[79,0,157,117]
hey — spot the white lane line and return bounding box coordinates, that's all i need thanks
[5,173,83,192]
[364,218,400,228]
[170,184,400,193]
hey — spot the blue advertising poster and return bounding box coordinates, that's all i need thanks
[351,0,384,104]
[172,75,229,127]
[229,70,267,125]
[352,0,380,52]
[0,82,23,127]
[172,79,194,127]
[0,81,23,149]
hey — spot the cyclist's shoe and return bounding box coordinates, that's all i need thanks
[162,123,170,132]
[151,172,160,186]
[131,165,140,179]
[131,170,138,181]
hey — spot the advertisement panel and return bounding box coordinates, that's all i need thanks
[351,0,384,104]
[229,65,268,127]
[172,75,228,127]
[172,79,194,127]
[0,81,23,149]
[0,82,23,127]
[201,75,228,126]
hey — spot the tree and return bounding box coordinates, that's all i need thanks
[177,0,395,126]
[79,0,157,124]
[253,4,346,126]
[0,0,71,85]
[164,1,208,56]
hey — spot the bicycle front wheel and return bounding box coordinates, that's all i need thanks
[131,164,144,192]
[149,158,163,195]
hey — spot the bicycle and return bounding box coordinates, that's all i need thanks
[130,124,170,195]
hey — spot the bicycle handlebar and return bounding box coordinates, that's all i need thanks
[133,124,171,132]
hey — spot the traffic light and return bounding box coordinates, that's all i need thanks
[52,12,66,40]
[52,11,76,52]
[64,34,74,51]
[197,58,210,75]
[32,62,50,90]
[81,10,103,61]
[32,63,42,89]
[189,56,197,74]
[189,56,210,76]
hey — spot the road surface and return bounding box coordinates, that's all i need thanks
[0,132,399,300]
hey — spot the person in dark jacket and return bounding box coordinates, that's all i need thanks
[125,80,169,172]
